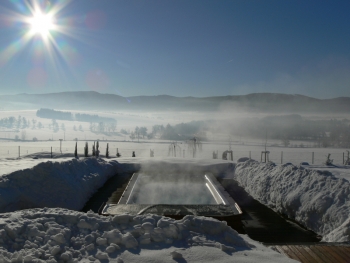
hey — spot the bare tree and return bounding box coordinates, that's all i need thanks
[282,137,290,147]
[21,130,26,141]
[139,127,148,138]
[130,132,135,141]
[168,142,181,157]
[187,137,202,158]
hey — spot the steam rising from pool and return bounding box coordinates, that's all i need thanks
[126,174,217,205]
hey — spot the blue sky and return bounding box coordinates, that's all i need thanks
[0,0,349,98]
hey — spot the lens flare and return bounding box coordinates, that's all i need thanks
[1,0,119,93]
[29,11,54,37]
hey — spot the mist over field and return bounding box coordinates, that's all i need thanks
[1,91,349,154]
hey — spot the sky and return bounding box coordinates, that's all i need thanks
[0,0,350,99]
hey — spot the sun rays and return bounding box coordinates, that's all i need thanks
[0,0,84,89]
[28,10,55,38]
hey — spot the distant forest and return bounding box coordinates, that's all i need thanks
[128,114,350,148]
[226,114,350,148]
[128,121,208,141]
[36,108,116,123]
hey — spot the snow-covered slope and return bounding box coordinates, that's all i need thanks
[234,160,350,242]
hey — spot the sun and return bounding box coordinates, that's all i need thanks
[29,11,54,37]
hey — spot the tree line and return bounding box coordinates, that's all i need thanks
[229,114,350,148]
[128,121,208,141]
[36,108,116,123]
[0,116,43,130]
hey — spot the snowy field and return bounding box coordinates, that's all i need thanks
[0,157,298,263]
[0,140,348,168]
[1,109,348,165]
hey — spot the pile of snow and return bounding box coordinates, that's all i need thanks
[302,164,350,182]
[0,158,120,213]
[235,160,350,242]
[0,208,296,263]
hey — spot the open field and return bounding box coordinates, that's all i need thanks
[0,139,348,166]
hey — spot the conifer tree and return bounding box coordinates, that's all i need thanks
[84,142,88,157]
[74,142,78,157]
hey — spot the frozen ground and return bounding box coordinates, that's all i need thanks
[0,157,297,262]
[235,160,350,242]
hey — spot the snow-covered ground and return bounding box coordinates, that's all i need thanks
[234,160,350,242]
[1,109,349,165]
[0,157,298,262]
[0,208,296,263]
[1,138,348,168]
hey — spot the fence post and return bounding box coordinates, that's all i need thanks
[18,146,20,158]
[343,152,345,165]
[281,151,283,164]
[312,152,314,164]
[51,147,52,158]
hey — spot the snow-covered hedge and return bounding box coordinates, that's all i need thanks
[234,160,350,242]
[0,158,120,213]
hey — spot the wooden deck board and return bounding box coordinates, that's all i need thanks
[269,244,350,263]
[321,246,348,263]
[294,246,318,263]
[312,245,338,263]
[328,246,350,262]
[279,245,301,261]
[287,245,310,263]
[273,246,287,255]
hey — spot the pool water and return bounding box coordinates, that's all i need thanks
[127,180,217,204]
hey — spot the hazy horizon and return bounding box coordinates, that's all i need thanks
[0,90,350,100]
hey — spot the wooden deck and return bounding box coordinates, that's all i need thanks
[269,244,350,263]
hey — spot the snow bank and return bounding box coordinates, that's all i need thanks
[234,160,350,242]
[0,158,120,213]
[303,164,350,182]
[0,208,296,263]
